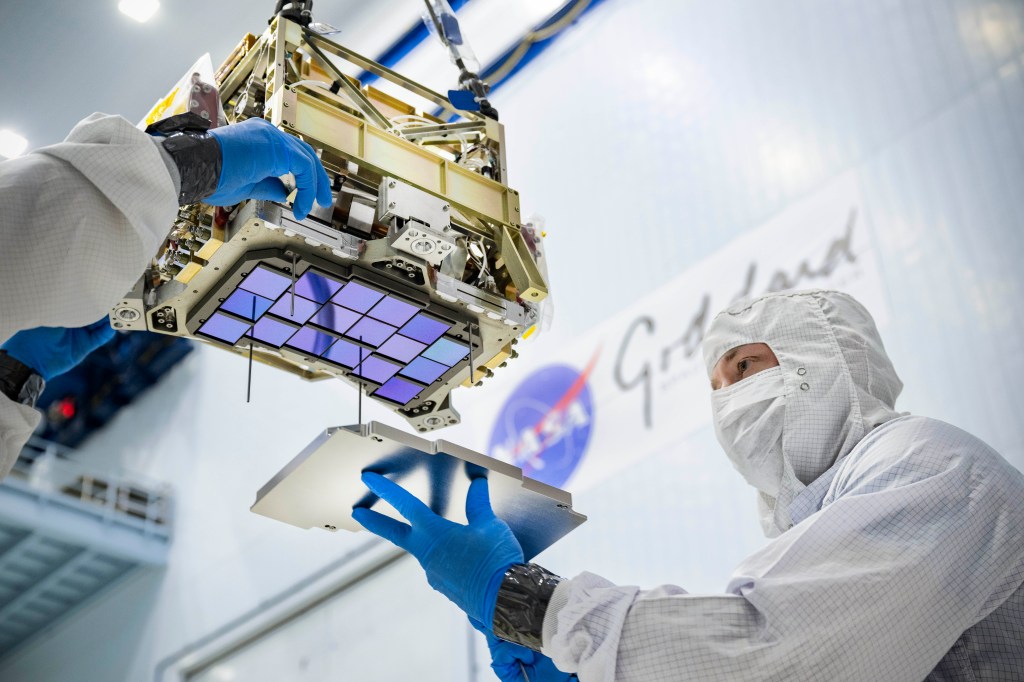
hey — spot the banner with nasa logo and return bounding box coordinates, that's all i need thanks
[460,171,888,494]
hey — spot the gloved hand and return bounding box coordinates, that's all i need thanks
[470,619,577,682]
[353,472,524,628]
[2,320,115,381]
[206,118,333,220]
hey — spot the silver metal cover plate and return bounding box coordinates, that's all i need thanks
[251,421,586,560]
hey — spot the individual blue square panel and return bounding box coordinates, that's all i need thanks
[285,326,336,356]
[399,313,450,345]
[352,355,400,384]
[198,313,250,345]
[399,356,448,385]
[377,334,427,363]
[373,377,422,405]
[345,317,397,347]
[250,317,298,347]
[267,294,321,325]
[368,296,419,327]
[239,265,292,300]
[220,289,274,320]
[294,270,344,303]
[323,339,367,369]
[332,281,385,313]
[422,337,469,366]
[309,304,361,335]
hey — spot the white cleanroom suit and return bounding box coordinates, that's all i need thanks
[541,290,1024,681]
[0,114,180,479]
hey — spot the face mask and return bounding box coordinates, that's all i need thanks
[711,366,787,495]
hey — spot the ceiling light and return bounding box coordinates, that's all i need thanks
[0,129,28,159]
[118,0,160,23]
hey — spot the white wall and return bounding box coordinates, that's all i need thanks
[2,0,1022,680]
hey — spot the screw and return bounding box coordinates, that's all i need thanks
[389,181,396,188]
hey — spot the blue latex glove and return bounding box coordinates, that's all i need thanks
[353,472,524,628]
[2,320,115,381]
[470,619,577,682]
[206,118,333,220]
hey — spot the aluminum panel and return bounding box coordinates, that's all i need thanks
[251,421,586,560]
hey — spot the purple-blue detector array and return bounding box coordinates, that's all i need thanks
[239,265,293,300]
[332,281,385,313]
[268,295,321,324]
[251,317,298,347]
[374,377,422,404]
[204,263,474,406]
[377,334,427,363]
[400,356,448,384]
[399,313,450,345]
[198,313,252,344]
[294,271,344,303]
[309,304,361,335]
[345,317,397,347]
[422,337,470,366]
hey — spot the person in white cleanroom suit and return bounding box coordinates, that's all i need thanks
[0,113,333,479]
[357,289,1024,681]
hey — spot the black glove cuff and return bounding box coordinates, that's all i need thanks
[146,113,222,205]
[492,563,562,652]
[0,351,44,407]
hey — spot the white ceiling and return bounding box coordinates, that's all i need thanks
[0,0,576,151]
[0,0,416,148]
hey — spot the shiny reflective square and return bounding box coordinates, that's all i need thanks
[251,316,298,347]
[368,296,419,327]
[239,265,292,300]
[333,281,385,313]
[422,337,469,366]
[323,339,367,368]
[377,334,427,363]
[373,377,422,405]
[286,326,337,356]
[268,295,320,325]
[352,355,400,384]
[399,313,450,345]
[399,356,448,385]
[198,313,251,345]
[294,270,344,303]
[221,289,274,320]
[309,304,361,335]
[345,317,397,347]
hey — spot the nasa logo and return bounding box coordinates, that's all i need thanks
[488,355,598,488]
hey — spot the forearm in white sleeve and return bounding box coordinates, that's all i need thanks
[0,112,179,342]
[0,400,41,480]
[0,113,179,478]
[540,422,1024,681]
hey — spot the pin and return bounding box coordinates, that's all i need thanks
[290,252,298,316]
[355,335,365,426]
[467,323,476,385]
[247,297,256,403]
